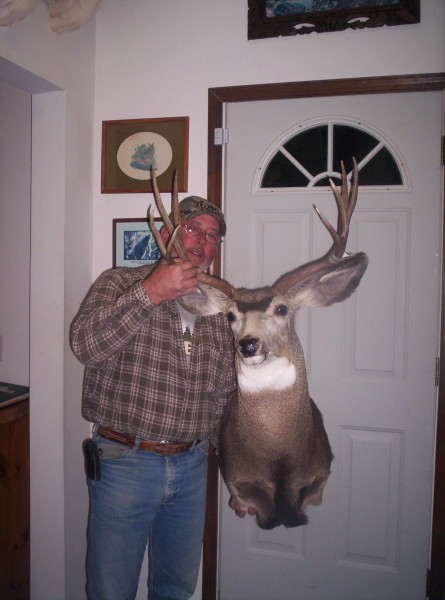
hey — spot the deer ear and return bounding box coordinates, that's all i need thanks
[287,252,369,309]
[177,283,230,317]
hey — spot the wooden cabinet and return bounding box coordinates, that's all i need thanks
[0,399,30,600]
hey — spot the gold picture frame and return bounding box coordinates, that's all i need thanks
[102,117,189,193]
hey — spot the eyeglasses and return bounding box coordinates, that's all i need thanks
[181,223,223,246]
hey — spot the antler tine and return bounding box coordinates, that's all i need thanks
[273,158,360,294]
[147,204,184,267]
[172,170,181,228]
[167,170,189,261]
[166,170,189,261]
[151,169,174,236]
[165,227,183,259]
[149,169,189,263]
[347,157,359,219]
[148,205,169,259]
[337,159,359,221]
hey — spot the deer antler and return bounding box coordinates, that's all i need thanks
[273,158,360,295]
[149,170,188,264]
[148,169,236,298]
[314,158,358,259]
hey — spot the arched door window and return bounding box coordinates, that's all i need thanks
[254,118,408,192]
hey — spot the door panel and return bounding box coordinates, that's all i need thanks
[219,92,442,600]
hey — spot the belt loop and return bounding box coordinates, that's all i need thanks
[132,435,141,453]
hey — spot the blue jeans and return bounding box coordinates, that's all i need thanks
[86,434,209,600]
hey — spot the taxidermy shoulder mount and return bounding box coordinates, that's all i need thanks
[149,161,368,529]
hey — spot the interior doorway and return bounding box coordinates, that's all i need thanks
[0,57,68,599]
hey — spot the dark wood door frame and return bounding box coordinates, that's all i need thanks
[203,73,445,600]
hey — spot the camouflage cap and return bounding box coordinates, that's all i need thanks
[173,196,226,237]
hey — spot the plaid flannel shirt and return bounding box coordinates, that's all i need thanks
[70,265,236,443]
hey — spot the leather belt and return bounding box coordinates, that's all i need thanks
[98,426,195,455]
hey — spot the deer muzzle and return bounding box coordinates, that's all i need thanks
[239,337,259,357]
[238,337,269,365]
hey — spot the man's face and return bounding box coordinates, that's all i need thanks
[161,213,221,270]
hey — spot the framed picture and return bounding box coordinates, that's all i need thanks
[113,218,163,268]
[248,0,420,38]
[102,117,189,193]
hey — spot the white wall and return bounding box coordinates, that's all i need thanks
[0,80,31,385]
[93,0,445,278]
[0,3,96,599]
[0,1,443,599]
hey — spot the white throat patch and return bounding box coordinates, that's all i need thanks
[237,355,297,393]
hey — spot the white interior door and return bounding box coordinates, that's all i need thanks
[219,92,443,600]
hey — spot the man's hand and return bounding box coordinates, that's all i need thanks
[229,500,258,519]
[143,259,200,305]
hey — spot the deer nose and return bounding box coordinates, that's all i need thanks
[239,337,259,357]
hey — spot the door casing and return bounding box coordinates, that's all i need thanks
[203,72,445,600]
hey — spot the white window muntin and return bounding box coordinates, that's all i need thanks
[252,116,410,194]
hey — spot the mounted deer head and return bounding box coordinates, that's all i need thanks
[149,160,368,529]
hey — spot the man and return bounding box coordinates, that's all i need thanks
[70,196,236,600]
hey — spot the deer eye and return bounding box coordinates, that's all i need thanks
[227,311,236,323]
[275,304,288,317]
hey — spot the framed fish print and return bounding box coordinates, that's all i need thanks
[102,117,189,193]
